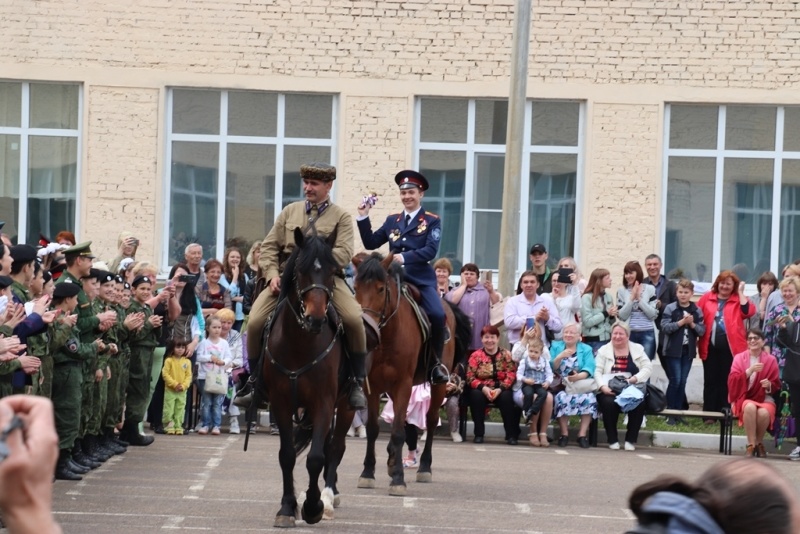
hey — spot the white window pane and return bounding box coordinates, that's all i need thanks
[228,91,277,137]
[420,150,465,270]
[725,106,776,151]
[528,153,577,265]
[669,105,718,150]
[474,153,503,210]
[474,100,507,145]
[472,212,502,270]
[170,141,219,264]
[29,83,79,130]
[0,135,20,241]
[721,158,773,282]
[225,144,276,246]
[172,89,220,135]
[0,83,21,128]
[284,94,332,139]
[665,157,715,282]
[781,160,800,268]
[27,136,77,244]
[531,101,579,147]
[282,145,331,207]
[783,108,800,152]
[419,99,467,143]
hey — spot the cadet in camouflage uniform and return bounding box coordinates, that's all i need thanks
[50,280,105,481]
[26,304,76,399]
[57,243,117,466]
[120,275,162,446]
[112,279,135,434]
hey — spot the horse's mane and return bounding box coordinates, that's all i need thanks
[278,231,340,301]
[355,252,404,284]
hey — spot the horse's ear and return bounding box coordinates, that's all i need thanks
[326,224,338,248]
[381,253,394,270]
[352,253,365,269]
[293,227,304,247]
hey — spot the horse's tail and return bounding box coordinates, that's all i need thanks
[293,413,313,456]
[445,300,472,369]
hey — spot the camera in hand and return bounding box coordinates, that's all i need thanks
[178,274,196,283]
[556,267,573,281]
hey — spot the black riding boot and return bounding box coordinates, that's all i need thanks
[233,360,258,408]
[348,351,368,410]
[428,321,449,385]
[56,449,82,481]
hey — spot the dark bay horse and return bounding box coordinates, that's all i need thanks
[349,252,470,496]
[259,227,345,528]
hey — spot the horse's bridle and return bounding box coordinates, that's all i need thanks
[360,272,402,330]
[286,269,334,329]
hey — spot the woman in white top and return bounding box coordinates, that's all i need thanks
[549,259,583,340]
[616,261,658,361]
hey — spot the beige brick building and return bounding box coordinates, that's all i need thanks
[2,0,799,284]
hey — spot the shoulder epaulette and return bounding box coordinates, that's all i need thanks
[425,211,439,219]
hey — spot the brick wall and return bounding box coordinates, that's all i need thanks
[84,86,160,265]
[583,103,660,279]
[3,1,799,88]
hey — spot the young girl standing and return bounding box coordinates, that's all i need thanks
[196,316,233,435]
[161,338,193,435]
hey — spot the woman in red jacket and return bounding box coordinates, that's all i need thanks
[728,328,781,457]
[697,270,755,417]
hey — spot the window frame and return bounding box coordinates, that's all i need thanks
[414,97,584,273]
[661,104,795,282]
[162,89,338,267]
[0,81,82,244]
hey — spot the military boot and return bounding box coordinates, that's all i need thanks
[120,420,154,446]
[104,428,128,452]
[72,440,101,469]
[84,435,112,461]
[428,321,449,385]
[348,351,368,410]
[56,449,82,481]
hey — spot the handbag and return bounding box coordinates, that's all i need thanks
[204,366,228,395]
[564,377,597,395]
[645,382,667,413]
[608,375,630,395]
[490,297,508,327]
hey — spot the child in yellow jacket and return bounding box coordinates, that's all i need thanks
[161,338,192,435]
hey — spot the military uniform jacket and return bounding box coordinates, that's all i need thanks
[26,317,74,361]
[127,300,160,349]
[357,208,442,288]
[52,325,99,366]
[57,271,99,343]
[113,303,132,359]
[259,200,354,282]
[91,299,119,369]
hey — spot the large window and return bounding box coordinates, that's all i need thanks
[0,82,80,244]
[664,105,800,284]
[416,98,582,271]
[165,89,336,265]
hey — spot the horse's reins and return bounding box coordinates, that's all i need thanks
[360,272,402,330]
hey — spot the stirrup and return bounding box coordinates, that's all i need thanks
[348,381,367,410]
[430,362,449,384]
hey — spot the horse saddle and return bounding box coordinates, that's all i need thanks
[397,283,451,346]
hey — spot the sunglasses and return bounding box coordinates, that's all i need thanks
[747,336,762,341]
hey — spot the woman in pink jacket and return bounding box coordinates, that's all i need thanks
[697,270,755,416]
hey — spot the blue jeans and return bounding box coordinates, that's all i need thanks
[663,345,693,410]
[630,329,656,360]
[199,379,223,429]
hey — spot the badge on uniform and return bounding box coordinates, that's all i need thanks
[65,338,79,353]
[432,228,441,242]
[390,229,401,242]
[417,219,427,234]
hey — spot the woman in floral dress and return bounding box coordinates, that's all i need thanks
[551,323,597,448]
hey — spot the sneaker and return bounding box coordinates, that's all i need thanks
[211,427,221,435]
[197,426,209,435]
[451,431,463,443]
[665,416,678,426]
[269,424,279,435]
[358,425,367,439]
[174,428,185,435]
[789,446,800,461]
[229,419,240,434]
[346,427,355,437]
[420,430,427,442]
[609,442,620,450]
[641,416,646,429]
[624,442,636,451]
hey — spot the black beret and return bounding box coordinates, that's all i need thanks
[86,268,104,281]
[98,271,116,284]
[0,276,12,289]
[132,275,152,287]
[10,244,37,266]
[53,280,81,299]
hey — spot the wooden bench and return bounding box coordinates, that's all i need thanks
[588,408,734,455]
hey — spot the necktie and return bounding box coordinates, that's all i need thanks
[405,214,411,228]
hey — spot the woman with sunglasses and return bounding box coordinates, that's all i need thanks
[728,328,780,458]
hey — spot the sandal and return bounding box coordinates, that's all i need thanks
[528,434,540,447]
[539,433,550,448]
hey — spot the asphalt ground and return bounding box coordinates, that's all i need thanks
[49,431,800,533]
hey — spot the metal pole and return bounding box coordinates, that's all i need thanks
[498,0,532,298]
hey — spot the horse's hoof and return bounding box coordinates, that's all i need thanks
[323,508,334,520]
[389,484,407,496]
[416,471,432,483]
[301,500,324,525]
[274,515,296,528]
[357,477,376,489]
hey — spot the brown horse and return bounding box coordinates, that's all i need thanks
[259,227,346,527]
[349,252,471,496]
